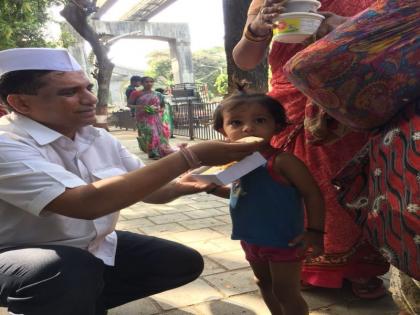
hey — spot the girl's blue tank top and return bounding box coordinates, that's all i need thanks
[229,153,304,248]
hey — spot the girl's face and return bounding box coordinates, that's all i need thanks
[220,102,279,143]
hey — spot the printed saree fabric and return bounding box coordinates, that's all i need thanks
[333,101,420,280]
[284,0,420,130]
[129,90,173,158]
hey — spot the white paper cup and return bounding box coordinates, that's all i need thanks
[284,0,321,13]
[272,12,325,43]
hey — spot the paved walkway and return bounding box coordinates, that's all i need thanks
[0,129,399,315]
[107,129,398,315]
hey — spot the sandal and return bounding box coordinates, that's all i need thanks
[351,277,387,299]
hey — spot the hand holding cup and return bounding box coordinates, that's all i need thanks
[250,0,287,37]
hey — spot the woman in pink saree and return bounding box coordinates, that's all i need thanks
[129,77,174,159]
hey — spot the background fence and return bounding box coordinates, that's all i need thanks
[109,102,223,140]
[108,110,136,131]
[110,83,223,140]
[171,102,224,140]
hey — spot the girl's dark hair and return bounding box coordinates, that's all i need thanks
[130,75,142,84]
[0,70,53,105]
[213,82,289,132]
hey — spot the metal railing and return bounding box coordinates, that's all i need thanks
[108,110,136,130]
[172,102,224,140]
[169,82,223,140]
[170,83,210,104]
[109,102,223,141]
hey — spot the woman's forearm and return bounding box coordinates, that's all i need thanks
[233,17,270,70]
[233,36,270,70]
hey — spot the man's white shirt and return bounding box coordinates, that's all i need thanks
[0,112,144,265]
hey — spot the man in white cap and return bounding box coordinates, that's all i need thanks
[0,48,262,315]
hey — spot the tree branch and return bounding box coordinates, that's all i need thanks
[60,0,114,114]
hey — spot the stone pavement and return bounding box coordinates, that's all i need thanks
[107,129,398,315]
[0,129,399,315]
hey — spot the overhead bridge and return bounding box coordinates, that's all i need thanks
[69,0,194,84]
[94,0,178,21]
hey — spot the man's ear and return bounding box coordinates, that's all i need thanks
[6,95,31,115]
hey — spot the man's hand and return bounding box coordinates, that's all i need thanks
[173,173,216,196]
[189,139,265,167]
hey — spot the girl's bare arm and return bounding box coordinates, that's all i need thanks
[273,153,325,231]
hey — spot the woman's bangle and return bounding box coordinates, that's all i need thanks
[244,24,272,42]
[179,146,202,170]
[306,227,326,235]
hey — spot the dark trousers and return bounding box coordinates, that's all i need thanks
[0,231,204,315]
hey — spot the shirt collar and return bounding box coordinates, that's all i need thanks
[10,112,100,146]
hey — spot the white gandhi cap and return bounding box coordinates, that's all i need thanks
[0,48,82,77]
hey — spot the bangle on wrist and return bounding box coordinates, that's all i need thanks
[244,24,272,42]
[179,146,202,170]
[306,227,326,234]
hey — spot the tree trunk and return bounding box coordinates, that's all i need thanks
[223,0,269,94]
[60,1,113,130]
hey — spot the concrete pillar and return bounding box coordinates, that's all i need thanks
[109,76,128,109]
[169,40,194,84]
[71,20,195,85]
[68,41,89,72]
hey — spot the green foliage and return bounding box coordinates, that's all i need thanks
[144,50,174,88]
[144,47,227,97]
[215,72,228,96]
[59,26,77,48]
[192,47,226,97]
[0,0,63,49]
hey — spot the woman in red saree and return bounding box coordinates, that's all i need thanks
[233,0,389,297]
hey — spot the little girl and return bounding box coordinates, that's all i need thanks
[210,89,325,315]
